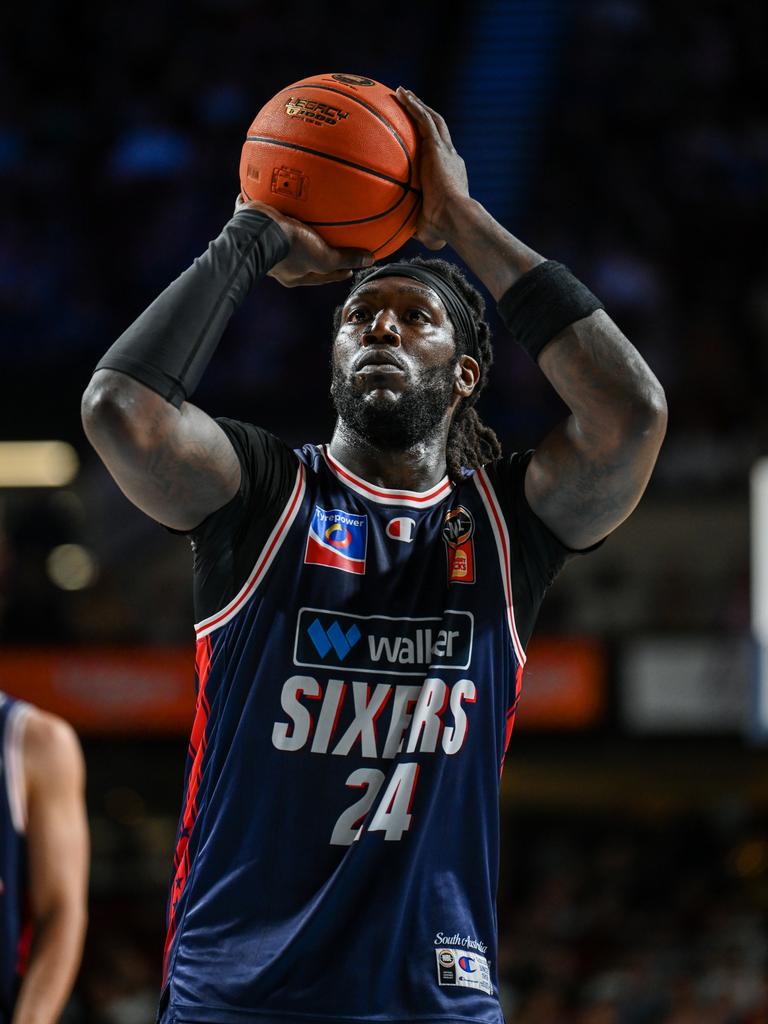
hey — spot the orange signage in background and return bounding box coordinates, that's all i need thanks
[515,638,606,729]
[0,638,606,735]
[0,648,195,734]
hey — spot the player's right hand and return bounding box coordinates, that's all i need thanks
[235,196,374,287]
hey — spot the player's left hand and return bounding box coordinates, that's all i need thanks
[395,87,470,251]
[233,195,374,287]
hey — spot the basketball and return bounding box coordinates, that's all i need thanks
[239,73,421,259]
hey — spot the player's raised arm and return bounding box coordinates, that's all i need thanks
[397,87,667,550]
[81,201,373,532]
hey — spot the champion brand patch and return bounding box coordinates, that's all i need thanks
[386,516,416,543]
[435,948,492,995]
[304,506,368,575]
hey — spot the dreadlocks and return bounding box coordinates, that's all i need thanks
[332,256,502,482]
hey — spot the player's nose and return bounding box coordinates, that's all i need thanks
[362,309,402,346]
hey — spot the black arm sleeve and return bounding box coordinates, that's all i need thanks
[95,210,289,406]
[484,451,601,649]
[185,418,299,622]
[496,261,604,363]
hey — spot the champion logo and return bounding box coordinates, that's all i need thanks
[386,516,416,543]
[308,618,361,661]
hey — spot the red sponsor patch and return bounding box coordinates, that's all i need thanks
[304,506,368,575]
[442,506,475,584]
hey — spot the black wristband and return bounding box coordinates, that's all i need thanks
[95,209,290,407]
[497,260,604,362]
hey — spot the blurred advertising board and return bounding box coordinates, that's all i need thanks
[621,637,750,733]
[0,639,606,734]
[515,638,606,729]
[0,648,194,734]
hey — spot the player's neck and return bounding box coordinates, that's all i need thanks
[328,422,450,492]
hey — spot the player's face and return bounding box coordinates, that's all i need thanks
[331,277,462,449]
[334,277,458,390]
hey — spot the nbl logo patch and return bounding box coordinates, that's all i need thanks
[442,506,476,584]
[304,506,368,575]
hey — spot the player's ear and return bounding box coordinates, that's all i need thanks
[454,355,480,399]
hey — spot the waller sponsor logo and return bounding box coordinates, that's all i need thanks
[294,608,474,676]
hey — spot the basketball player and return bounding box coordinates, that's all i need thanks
[0,691,88,1024]
[82,87,666,1024]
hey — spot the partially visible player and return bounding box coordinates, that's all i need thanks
[0,691,89,1024]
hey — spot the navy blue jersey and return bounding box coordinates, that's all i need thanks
[161,423,576,1024]
[0,692,31,1024]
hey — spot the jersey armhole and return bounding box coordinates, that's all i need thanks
[473,467,527,668]
[193,461,307,639]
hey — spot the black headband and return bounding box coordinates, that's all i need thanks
[348,263,481,364]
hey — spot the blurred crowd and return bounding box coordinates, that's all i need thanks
[499,812,768,1024]
[520,0,768,497]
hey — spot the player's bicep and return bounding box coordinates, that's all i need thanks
[82,370,241,531]
[23,715,89,923]
[525,313,667,549]
[113,401,242,531]
[525,418,659,550]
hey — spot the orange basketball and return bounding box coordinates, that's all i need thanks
[239,73,421,259]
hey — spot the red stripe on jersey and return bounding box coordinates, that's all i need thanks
[474,470,526,666]
[162,634,213,983]
[500,663,524,777]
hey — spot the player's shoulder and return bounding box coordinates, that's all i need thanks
[210,417,303,506]
[474,450,533,495]
[22,707,84,787]
[215,416,298,463]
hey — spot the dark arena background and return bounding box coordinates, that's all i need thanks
[2,1,768,1021]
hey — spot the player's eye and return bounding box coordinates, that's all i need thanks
[407,308,430,321]
[347,308,369,321]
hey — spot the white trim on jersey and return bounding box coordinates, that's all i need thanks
[194,463,307,639]
[321,446,453,509]
[473,468,526,667]
[4,699,31,835]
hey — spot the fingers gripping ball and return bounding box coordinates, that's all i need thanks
[239,73,421,259]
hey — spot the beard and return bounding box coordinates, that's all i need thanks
[330,358,457,451]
